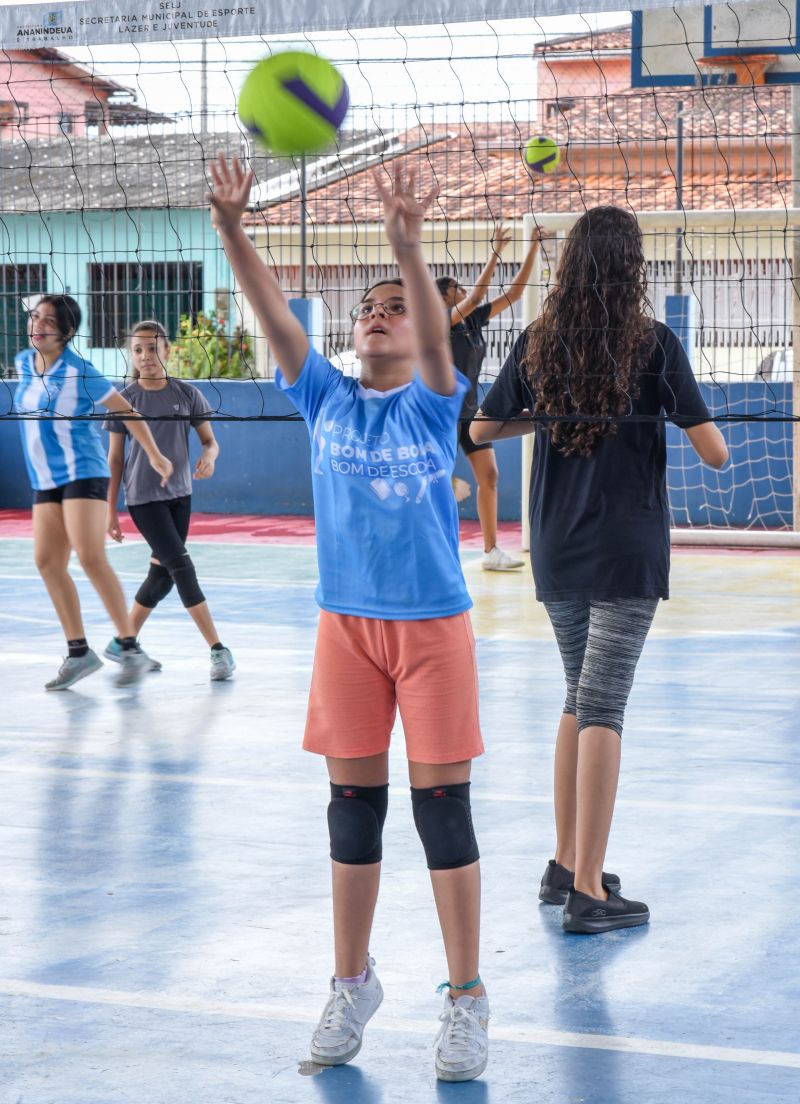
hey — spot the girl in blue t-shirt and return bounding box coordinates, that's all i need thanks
[14,294,173,691]
[209,155,489,1082]
[472,205,728,934]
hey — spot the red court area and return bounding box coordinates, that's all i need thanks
[0,509,521,550]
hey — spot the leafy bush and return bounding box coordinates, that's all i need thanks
[167,313,253,379]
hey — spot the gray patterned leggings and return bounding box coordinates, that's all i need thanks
[543,598,660,737]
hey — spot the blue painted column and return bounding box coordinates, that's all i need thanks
[288,297,324,354]
[665,293,696,364]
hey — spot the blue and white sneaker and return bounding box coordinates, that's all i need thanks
[104,637,162,672]
[45,650,103,691]
[210,646,235,681]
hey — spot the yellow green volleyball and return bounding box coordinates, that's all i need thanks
[238,51,349,156]
[524,135,561,174]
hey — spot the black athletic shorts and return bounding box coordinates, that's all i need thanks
[33,477,110,505]
[458,419,493,456]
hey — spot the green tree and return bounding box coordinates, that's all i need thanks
[167,312,253,379]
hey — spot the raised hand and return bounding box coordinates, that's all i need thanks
[372,164,438,254]
[491,222,512,257]
[530,225,555,244]
[208,154,255,235]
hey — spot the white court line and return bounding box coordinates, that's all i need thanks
[0,613,54,625]
[0,764,797,819]
[0,572,317,589]
[0,538,313,551]
[0,977,797,1070]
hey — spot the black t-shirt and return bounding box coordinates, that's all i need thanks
[480,321,711,601]
[450,303,492,419]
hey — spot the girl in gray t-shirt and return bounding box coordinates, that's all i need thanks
[104,320,235,681]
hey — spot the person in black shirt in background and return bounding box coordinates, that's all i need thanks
[437,225,544,570]
[471,206,728,932]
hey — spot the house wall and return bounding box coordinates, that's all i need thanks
[0,52,109,140]
[536,55,632,104]
[0,208,235,376]
[244,222,794,382]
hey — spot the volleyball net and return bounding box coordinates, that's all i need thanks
[0,0,797,537]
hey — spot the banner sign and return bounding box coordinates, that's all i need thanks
[0,0,689,50]
[1,2,262,48]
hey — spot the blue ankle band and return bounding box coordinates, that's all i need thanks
[436,974,481,994]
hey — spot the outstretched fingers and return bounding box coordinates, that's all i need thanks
[372,167,392,203]
[419,182,439,212]
[209,153,253,208]
[231,155,252,191]
[214,152,233,186]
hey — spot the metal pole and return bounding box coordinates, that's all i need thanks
[299,155,307,299]
[520,213,543,553]
[792,88,800,530]
[200,40,208,138]
[675,100,684,295]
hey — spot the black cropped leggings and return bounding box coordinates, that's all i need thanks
[128,496,205,610]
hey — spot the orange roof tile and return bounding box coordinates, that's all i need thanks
[250,89,790,228]
[533,28,632,56]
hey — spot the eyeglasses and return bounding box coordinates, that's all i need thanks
[349,297,407,323]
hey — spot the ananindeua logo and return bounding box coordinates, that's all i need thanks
[17,10,73,38]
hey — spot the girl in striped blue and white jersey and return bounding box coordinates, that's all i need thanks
[14,294,173,691]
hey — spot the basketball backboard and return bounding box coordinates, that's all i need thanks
[632,2,800,86]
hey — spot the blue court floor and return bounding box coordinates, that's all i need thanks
[0,536,798,1103]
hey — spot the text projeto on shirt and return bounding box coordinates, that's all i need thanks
[316,419,449,506]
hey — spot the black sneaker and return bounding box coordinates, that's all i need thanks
[562,888,649,934]
[538,860,621,905]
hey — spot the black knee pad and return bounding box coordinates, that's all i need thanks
[165,552,205,608]
[411,782,480,870]
[135,562,174,609]
[328,783,389,865]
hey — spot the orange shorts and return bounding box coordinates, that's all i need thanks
[304,610,483,764]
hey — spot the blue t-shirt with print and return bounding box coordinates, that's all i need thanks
[277,347,472,620]
[14,345,115,490]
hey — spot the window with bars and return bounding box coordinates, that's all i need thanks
[88,262,203,349]
[0,264,47,376]
[0,100,29,125]
[84,101,106,129]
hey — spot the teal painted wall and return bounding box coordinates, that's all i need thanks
[0,208,234,377]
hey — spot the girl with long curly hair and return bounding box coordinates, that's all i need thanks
[471,205,728,933]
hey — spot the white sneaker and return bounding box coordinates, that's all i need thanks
[434,993,490,1082]
[452,477,472,503]
[481,545,524,571]
[210,646,235,681]
[310,957,383,1066]
[114,649,150,688]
